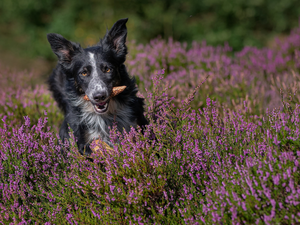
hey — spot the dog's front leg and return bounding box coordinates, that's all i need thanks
[75,126,93,156]
[59,118,92,156]
[77,142,93,156]
[59,119,71,154]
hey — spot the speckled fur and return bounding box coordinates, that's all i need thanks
[47,18,148,155]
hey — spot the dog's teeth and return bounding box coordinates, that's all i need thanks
[94,102,108,114]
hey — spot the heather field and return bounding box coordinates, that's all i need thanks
[1,24,300,224]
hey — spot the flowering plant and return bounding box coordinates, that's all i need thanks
[0,23,300,224]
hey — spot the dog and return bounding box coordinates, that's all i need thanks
[47,18,148,155]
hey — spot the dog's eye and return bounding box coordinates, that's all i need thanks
[81,72,88,76]
[105,68,111,73]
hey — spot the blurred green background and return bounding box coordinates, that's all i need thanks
[0,0,300,74]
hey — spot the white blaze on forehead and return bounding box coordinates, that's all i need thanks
[87,52,106,94]
[89,52,97,72]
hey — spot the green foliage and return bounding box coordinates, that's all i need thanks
[1,0,300,59]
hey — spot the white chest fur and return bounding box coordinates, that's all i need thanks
[70,96,136,144]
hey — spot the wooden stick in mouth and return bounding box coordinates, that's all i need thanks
[83,86,126,101]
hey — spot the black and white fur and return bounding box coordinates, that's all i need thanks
[47,18,148,155]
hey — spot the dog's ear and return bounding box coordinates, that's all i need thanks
[47,33,81,64]
[101,18,128,62]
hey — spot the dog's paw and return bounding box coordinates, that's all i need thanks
[78,144,93,156]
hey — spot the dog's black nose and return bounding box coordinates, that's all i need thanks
[93,91,107,102]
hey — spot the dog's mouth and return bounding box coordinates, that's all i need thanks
[93,100,109,114]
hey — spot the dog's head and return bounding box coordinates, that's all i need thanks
[47,18,128,114]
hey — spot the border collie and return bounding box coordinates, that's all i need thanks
[47,18,148,155]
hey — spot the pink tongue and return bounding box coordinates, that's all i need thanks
[98,101,106,106]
